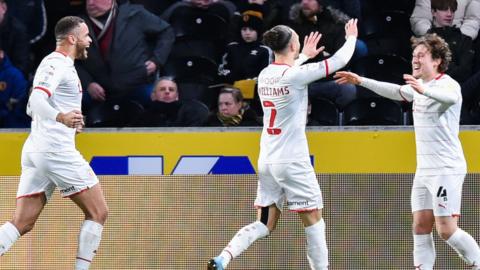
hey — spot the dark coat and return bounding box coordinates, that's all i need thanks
[0,13,30,75]
[135,99,209,127]
[0,55,29,127]
[207,107,261,127]
[288,4,349,62]
[429,26,475,82]
[218,40,272,83]
[76,2,175,99]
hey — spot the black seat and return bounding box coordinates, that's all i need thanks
[362,0,415,15]
[310,97,340,126]
[165,56,218,85]
[343,97,404,126]
[168,5,229,41]
[86,100,145,127]
[350,54,410,97]
[361,10,413,59]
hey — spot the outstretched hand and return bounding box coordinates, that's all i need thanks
[345,18,358,38]
[334,71,362,85]
[403,74,425,94]
[301,31,325,59]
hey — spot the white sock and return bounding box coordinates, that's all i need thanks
[219,221,269,268]
[446,228,480,268]
[413,233,435,270]
[75,220,103,270]
[305,219,328,270]
[0,222,20,256]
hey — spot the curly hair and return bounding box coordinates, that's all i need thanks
[411,33,452,73]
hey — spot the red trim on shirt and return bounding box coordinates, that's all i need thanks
[281,68,290,77]
[55,50,69,57]
[435,73,444,80]
[33,86,52,97]
[324,59,329,77]
[271,62,291,67]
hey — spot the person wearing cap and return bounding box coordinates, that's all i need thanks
[218,8,273,84]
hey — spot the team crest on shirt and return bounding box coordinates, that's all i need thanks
[250,50,258,55]
[0,81,6,91]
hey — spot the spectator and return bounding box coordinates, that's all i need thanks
[207,87,261,127]
[230,0,285,30]
[135,76,209,127]
[218,8,273,84]
[288,0,362,108]
[129,0,176,16]
[76,0,175,108]
[0,0,30,76]
[288,0,367,62]
[410,0,480,40]
[0,49,29,128]
[6,0,46,44]
[428,0,475,82]
[324,0,362,21]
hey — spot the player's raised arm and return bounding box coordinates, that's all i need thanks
[287,19,358,85]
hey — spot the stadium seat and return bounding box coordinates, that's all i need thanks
[362,0,415,15]
[164,56,218,84]
[168,5,229,41]
[86,100,145,127]
[310,97,340,126]
[342,97,404,126]
[360,10,413,59]
[350,54,410,98]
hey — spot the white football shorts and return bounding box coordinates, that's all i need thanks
[254,161,323,212]
[17,150,99,200]
[411,173,465,217]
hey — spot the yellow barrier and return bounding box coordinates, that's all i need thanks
[0,128,479,175]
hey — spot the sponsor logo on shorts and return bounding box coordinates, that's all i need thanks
[436,186,448,201]
[286,200,309,206]
[60,186,77,194]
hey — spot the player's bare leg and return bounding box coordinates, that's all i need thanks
[299,209,328,270]
[436,216,480,269]
[412,210,435,270]
[0,194,46,256]
[208,204,280,269]
[70,184,108,270]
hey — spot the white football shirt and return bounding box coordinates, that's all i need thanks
[399,74,467,175]
[257,36,356,164]
[24,51,83,153]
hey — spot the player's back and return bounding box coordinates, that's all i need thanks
[257,63,310,164]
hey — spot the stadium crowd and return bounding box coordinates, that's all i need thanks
[1,0,480,128]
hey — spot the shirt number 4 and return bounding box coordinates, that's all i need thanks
[263,101,281,135]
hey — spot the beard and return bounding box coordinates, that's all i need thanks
[75,44,89,60]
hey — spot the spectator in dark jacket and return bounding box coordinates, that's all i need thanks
[288,0,367,62]
[218,8,273,84]
[428,0,475,82]
[0,0,30,76]
[135,76,209,127]
[76,0,175,108]
[0,49,29,128]
[207,86,261,127]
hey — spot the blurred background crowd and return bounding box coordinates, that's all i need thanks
[1,0,480,128]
